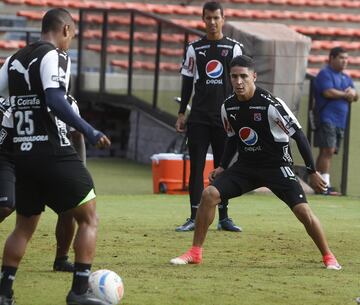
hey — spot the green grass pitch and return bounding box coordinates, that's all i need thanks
[0,158,359,305]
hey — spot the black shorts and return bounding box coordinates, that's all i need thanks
[212,163,307,209]
[0,154,15,210]
[15,154,95,216]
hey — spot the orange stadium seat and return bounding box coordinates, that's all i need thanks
[24,0,46,6]
[4,0,26,4]
[306,0,326,7]
[343,1,360,8]
[172,5,201,16]
[0,40,26,49]
[148,4,176,15]
[325,1,343,8]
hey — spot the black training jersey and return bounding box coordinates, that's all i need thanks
[221,87,301,168]
[3,41,75,157]
[181,36,243,126]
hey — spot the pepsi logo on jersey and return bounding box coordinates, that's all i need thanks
[205,60,223,84]
[239,127,258,146]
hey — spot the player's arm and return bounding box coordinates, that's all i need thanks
[44,88,108,146]
[176,76,193,133]
[209,105,237,182]
[176,45,196,133]
[41,50,110,148]
[291,130,327,193]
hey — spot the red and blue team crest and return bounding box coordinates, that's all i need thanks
[254,112,262,121]
[221,49,229,57]
[239,127,258,146]
[205,60,223,78]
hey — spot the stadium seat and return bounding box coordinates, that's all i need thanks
[24,0,46,6]
[0,40,26,49]
[4,0,26,4]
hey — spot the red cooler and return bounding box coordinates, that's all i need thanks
[151,153,214,194]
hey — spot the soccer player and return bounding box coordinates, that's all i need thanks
[175,1,243,232]
[0,95,78,274]
[170,55,341,270]
[0,8,111,305]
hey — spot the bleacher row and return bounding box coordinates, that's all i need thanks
[7,2,360,23]
[0,0,360,78]
[4,0,360,9]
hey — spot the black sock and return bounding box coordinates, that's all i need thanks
[54,256,68,264]
[0,266,17,297]
[71,263,91,295]
[190,206,198,220]
[218,202,228,221]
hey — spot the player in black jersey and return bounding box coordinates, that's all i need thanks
[0,9,111,305]
[171,55,341,270]
[175,1,242,232]
[0,95,85,274]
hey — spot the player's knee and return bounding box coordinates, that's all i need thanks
[202,186,221,206]
[293,203,313,225]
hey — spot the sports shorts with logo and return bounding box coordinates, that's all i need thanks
[15,154,95,216]
[0,153,15,210]
[212,163,307,209]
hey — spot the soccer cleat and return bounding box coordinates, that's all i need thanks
[0,295,15,305]
[66,290,109,305]
[323,253,342,270]
[53,258,74,272]
[170,250,202,265]
[175,218,195,232]
[356,297,360,304]
[217,218,242,232]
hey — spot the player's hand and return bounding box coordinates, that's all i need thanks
[345,87,357,102]
[96,135,111,149]
[309,171,327,194]
[175,114,186,133]
[209,166,224,183]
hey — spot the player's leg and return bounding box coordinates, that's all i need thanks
[53,210,76,272]
[0,208,13,223]
[175,123,210,232]
[0,160,15,223]
[171,186,221,264]
[210,126,241,232]
[267,166,341,270]
[171,164,251,265]
[0,214,41,303]
[292,203,340,270]
[66,198,109,305]
[315,123,337,191]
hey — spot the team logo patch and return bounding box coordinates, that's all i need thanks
[205,60,223,79]
[221,49,229,57]
[254,113,262,121]
[239,127,258,146]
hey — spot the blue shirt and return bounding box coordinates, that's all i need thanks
[314,65,354,129]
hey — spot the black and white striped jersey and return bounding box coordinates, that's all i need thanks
[181,36,244,126]
[221,87,301,167]
[1,41,75,156]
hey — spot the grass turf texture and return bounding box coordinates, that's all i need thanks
[0,158,359,305]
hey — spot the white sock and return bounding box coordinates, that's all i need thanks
[321,173,330,187]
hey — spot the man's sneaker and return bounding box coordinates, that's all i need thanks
[217,218,242,232]
[175,218,195,232]
[355,297,360,304]
[170,250,202,265]
[66,290,109,305]
[323,253,342,270]
[0,295,15,305]
[53,258,74,272]
[319,187,341,196]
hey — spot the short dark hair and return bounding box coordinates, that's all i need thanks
[41,8,73,34]
[329,46,346,60]
[202,1,224,17]
[230,55,255,70]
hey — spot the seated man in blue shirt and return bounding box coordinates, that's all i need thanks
[314,46,358,194]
